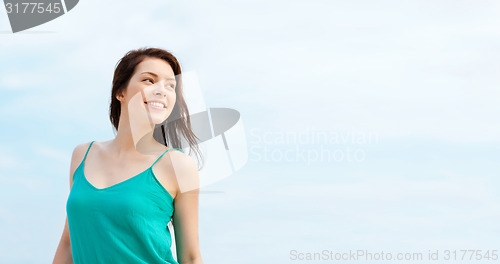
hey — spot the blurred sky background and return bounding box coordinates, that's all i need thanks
[1,0,499,263]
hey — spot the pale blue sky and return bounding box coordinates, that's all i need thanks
[1,0,499,263]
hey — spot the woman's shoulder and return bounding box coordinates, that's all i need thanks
[162,148,192,167]
[69,140,97,187]
[71,141,95,160]
[160,149,199,176]
[163,149,200,192]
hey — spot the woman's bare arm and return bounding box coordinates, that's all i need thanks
[171,153,203,264]
[52,217,73,264]
[53,143,89,264]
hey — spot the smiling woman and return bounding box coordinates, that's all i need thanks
[52,47,204,264]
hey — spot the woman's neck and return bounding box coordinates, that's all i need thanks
[112,124,166,157]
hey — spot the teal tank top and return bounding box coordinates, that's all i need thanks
[66,141,183,264]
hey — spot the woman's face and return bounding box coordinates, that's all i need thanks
[118,57,177,127]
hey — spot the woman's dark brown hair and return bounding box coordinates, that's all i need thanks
[109,47,202,168]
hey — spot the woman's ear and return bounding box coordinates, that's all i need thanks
[116,91,124,102]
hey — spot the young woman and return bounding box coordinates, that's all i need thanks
[53,48,203,264]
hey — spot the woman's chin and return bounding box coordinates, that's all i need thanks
[151,116,169,125]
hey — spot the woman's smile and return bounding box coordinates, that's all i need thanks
[144,101,167,110]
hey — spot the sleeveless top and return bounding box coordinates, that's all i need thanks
[66,141,183,264]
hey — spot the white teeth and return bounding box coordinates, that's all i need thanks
[147,102,165,108]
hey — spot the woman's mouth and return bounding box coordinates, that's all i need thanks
[144,101,167,110]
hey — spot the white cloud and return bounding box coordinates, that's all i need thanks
[32,144,71,164]
[0,149,21,170]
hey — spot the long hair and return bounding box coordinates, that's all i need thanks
[109,47,203,168]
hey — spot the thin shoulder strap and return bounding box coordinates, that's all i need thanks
[151,148,173,167]
[83,141,95,161]
[151,147,184,166]
[174,148,184,153]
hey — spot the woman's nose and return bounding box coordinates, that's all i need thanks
[153,83,167,97]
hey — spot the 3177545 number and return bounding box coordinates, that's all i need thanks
[5,2,62,14]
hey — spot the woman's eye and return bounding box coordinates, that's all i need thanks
[168,84,175,89]
[143,78,154,83]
